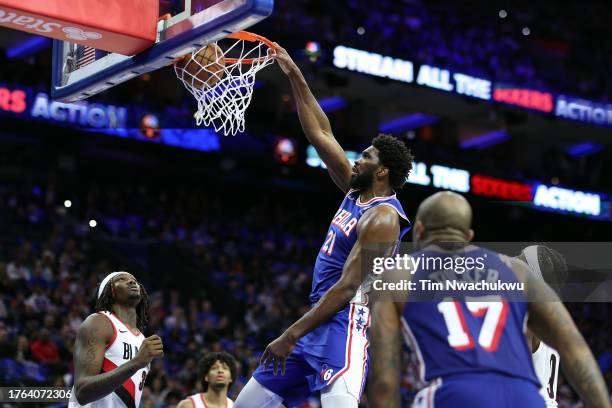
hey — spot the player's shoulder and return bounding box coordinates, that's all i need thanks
[357,205,400,239]
[177,397,195,408]
[498,253,530,283]
[77,312,114,339]
[360,203,401,224]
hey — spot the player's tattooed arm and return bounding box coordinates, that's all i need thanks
[74,314,160,405]
[522,266,610,408]
[274,44,352,193]
[368,298,402,408]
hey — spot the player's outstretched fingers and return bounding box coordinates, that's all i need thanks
[281,357,286,376]
[272,355,279,376]
[260,348,270,368]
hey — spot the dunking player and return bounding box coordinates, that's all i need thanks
[69,271,164,408]
[234,45,413,407]
[517,245,568,407]
[368,192,609,408]
[177,351,237,408]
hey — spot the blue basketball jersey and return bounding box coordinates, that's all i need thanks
[253,190,409,405]
[310,189,409,305]
[401,245,540,387]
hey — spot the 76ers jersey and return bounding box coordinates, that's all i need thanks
[69,312,148,408]
[310,189,409,305]
[401,246,540,387]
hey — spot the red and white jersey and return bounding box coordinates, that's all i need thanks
[532,341,560,407]
[69,312,148,408]
[188,393,234,408]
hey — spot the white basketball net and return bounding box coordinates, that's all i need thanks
[174,34,275,136]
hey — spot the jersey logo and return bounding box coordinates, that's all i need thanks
[331,209,358,237]
[118,329,128,333]
[122,342,139,360]
[320,366,334,382]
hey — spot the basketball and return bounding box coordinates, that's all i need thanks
[175,43,225,88]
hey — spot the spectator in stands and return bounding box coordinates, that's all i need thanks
[0,321,15,358]
[30,328,60,365]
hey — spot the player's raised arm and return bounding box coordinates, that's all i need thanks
[73,314,163,405]
[511,259,610,408]
[274,44,352,193]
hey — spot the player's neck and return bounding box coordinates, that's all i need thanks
[359,184,393,202]
[203,387,227,406]
[112,305,138,330]
[422,232,470,248]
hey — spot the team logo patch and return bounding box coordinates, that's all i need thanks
[320,365,334,381]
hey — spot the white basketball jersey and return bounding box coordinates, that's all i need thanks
[69,312,148,408]
[532,341,560,407]
[188,393,234,408]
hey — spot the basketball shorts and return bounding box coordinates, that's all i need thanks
[253,303,370,407]
[412,373,546,408]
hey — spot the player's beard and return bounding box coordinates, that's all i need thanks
[349,168,374,190]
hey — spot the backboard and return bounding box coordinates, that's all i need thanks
[51,0,273,102]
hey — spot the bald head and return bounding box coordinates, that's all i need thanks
[415,191,473,238]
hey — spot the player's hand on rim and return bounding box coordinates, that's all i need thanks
[272,43,297,75]
[260,331,297,375]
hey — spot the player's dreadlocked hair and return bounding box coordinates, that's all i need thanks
[95,276,150,332]
[198,351,237,392]
[372,134,414,189]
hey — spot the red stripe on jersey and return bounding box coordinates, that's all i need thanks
[102,358,137,402]
[97,313,117,350]
[328,304,356,384]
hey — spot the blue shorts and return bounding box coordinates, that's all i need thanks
[412,373,546,408]
[253,303,370,407]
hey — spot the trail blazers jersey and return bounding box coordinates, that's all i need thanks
[188,393,234,408]
[532,341,560,407]
[69,312,148,408]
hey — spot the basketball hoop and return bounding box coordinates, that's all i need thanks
[174,31,276,136]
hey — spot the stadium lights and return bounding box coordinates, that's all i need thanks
[357,27,365,35]
[498,10,508,18]
[460,130,509,150]
[522,27,531,36]
[64,200,72,208]
[89,219,97,228]
[6,36,50,59]
[317,96,347,113]
[378,113,439,133]
[566,142,605,157]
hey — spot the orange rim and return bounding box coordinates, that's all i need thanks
[223,31,276,64]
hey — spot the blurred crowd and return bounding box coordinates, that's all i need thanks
[0,180,610,408]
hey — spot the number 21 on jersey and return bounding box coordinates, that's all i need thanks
[437,296,509,352]
[321,230,336,256]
